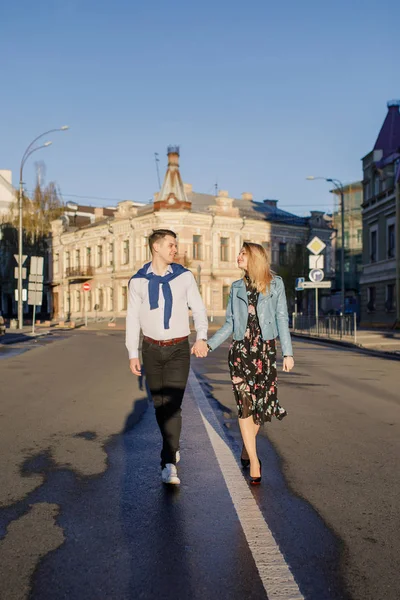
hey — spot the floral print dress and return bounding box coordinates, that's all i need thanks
[228,279,287,424]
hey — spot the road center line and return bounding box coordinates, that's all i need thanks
[188,369,304,600]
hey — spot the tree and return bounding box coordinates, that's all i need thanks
[276,244,308,309]
[7,179,64,243]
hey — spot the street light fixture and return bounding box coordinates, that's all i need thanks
[306,175,346,314]
[17,126,69,329]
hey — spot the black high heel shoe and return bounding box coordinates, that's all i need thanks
[249,460,262,485]
[240,445,250,469]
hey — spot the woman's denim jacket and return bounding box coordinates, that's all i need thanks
[207,276,293,356]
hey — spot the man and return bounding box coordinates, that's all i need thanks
[126,229,208,485]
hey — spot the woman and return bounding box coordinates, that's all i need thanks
[206,242,294,484]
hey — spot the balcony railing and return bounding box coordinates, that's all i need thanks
[65,266,94,278]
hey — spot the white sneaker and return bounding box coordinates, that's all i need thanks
[176,450,180,464]
[161,464,180,485]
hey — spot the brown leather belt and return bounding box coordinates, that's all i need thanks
[143,335,188,347]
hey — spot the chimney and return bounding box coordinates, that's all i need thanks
[94,207,104,221]
[263,199,278,208]
[241,192,253,201]
[218,190,229,198]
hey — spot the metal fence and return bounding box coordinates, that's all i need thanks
[292,313,357,343]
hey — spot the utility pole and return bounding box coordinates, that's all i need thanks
[396,176,400,327]
[154,152,161,189]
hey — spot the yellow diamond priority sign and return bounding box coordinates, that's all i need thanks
[307,236,326,255]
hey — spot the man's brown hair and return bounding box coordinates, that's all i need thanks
[148,229,177,254]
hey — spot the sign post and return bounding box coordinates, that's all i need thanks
[306,237,328,335]
[29,257,44,334]
[83,282,91,327]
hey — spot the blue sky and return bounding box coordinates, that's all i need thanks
[1,0,399,215]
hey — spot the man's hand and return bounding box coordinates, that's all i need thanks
[129,358,142,376]
[191,340,208,358]
[282,356,294,372]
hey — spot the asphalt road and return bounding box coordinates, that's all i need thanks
[0,331,398,600]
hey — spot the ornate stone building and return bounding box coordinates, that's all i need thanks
[360,101,400,327]
[49,146,334,322]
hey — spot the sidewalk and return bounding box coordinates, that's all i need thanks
[0,326,51,345]
[291,327,400,358]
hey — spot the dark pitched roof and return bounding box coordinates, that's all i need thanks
[374,102,400,158]
[135,190,309,226]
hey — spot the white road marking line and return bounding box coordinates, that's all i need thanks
[188,370,304,600]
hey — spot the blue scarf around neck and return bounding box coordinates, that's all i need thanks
[131,262,188,329]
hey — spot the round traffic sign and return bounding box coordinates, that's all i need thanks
[309,268,324,283]
[83,282,91,292]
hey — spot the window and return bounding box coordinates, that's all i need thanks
[370,229,377,263]
[121,240,129,265]
[262,241,271,254]
[54,253,59,275]
[144,237,151,261]
[109,287,114,311]
[193,235,202,260]
[97,245,103,267]
[388,224,395,259]
[220,238,229,262]
[279,242,287,266]
[367,287,376,312]
[295,243,303,260]
[75,249,80,268]
[65,292,70,314]
[374,176,380,196]
[386,284,396,312]
[76,290,81,312]
[344,259,350,273]
[86,247,92,267]
[357,229,362,245]
[222,285,230,309]
[344,232,350,248]
[98,288,104,311]
[122,286,128,311]
[65,251,70,270]
[87,290,92,312]
[109,242,114,266]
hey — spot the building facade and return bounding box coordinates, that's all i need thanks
[0,170,15,219]
[360,101,400,327]
[49,147,334,323]
[331,181,363,315]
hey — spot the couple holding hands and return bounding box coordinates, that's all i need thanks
[126,229,294,485]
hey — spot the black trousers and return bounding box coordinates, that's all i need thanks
[142,338,190,468]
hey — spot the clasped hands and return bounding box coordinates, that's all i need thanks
[191,340,209,358]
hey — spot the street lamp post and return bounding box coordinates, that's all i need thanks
[306,176,345,314]
[17,126,69,329]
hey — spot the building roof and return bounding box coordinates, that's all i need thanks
[374,101,400,158]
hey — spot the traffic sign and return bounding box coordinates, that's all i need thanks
[309,254,324,269]
[302,281,332,289]
[83,282,91,292]
[309,268,324,283]
[295,277,305,291]
[14,267,27,280]
[307,236,326,255]
[30,256,44,276]
[14,254,27,265]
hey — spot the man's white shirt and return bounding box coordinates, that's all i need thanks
[126,264,208,359]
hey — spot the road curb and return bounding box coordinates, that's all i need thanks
[291,332,400,361]
[0,331,51,346]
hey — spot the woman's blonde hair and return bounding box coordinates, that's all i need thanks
[242,242,273,293]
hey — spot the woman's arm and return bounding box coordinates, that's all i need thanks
[275,278,293,357]
[207,288,234,351]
